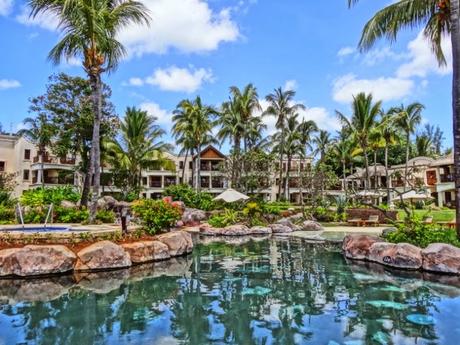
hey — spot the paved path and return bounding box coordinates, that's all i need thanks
[290,225,387,241]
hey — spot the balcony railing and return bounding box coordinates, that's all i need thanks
[33,155,75,165]
[440,174,454,183]
[32,176,73,185]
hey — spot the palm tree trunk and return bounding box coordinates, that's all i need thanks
[196,145,201,192]
[450,0,460,238]
[285,156,291,201]
[374,151,378,191]
[278,129,285,200]
[342,160,347,196]
[182,149,189,183]
[404,132,410,192]
[385,144,391,206]
[190,148,195,188]
[233,135,241,189]
[364,147,370,191]
[40,148,45,189]
[89,73,102,223]
[81,172,91,207]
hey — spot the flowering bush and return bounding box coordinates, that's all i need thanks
[132,199,182,235]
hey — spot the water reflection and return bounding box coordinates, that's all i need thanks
[0,237,459,345]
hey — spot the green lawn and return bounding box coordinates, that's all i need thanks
[397,209,455,222]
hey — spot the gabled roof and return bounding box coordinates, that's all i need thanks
[193,145,226,159]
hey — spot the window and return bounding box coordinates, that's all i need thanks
[179,161,184,169]
[0,161,4,172]
[142,177,147,186]
[24,149,31,160]
[23,169,30,181]
[189,162,193,169]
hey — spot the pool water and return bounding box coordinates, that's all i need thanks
[0,226,70,232]
[0,237,459,345]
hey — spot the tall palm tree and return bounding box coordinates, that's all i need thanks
[313,130,332,163]
[347,0,460,235]
[379,113,401,204]
[333,137,355,195]
[297,119,317,205]
[172,103,196,183]
[264,87,305,200]
[416,134,433,157]
[105,107,172,197]
[175,97,217,192]
[336,92,382,191]
[18,115,55,188]
[391,102,424,190]
[29,0,150,221]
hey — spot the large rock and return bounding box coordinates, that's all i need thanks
[157,231,193,256]
[0,245,76,277]
[97,195,117,210]
[182,208,207,225]
[369,242,422,270]
[422,243,460,275]
[249,226,272,235]
[121,241,170,263]
[60,200,76,209]
[75,241,131,271]
[269,223,293,234]
[342,234,382,260]
[301,220,324,231]
[276,218,301,231]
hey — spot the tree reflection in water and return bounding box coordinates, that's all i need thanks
[0,237,459,345]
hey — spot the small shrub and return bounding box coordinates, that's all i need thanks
[21,186,80,207]
[242,202,266,227]
[208,209,239,228]
[0,205,15,224]
[386,214,460,248]
[23,207,47,224]
[53,207,89,223]
[163,184,215,211]
[96,210,116,223]
[261,201,292,215]
[132,199,182,235]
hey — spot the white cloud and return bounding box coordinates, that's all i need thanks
[128,77,144,87]
[283,80,298,91]
[259,99,339,135]
[0,79,21,90]
[396,31,452,78]
[15,0,239,57]
[139,101,172,128]
[362,47,405,67]
[16,5,59,31]
[332,73,414,103]
[118,0,239,56]
[144,66,213,93]
[337,46,354,57]
[0,0,13,16]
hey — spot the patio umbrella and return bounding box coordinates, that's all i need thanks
[214,188,250,203]
[400,190,433,201]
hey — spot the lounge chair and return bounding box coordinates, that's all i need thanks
[423,217,433,224]
[347,218,364,227]
[364,215,379,226]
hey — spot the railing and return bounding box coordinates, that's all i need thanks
[33,155,75,165]
[149,181,162,188]
[440,174,454,183]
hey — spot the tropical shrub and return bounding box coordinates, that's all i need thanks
[96,210,116,223]
[385,214,460,248]
[261,201,292,215]
[21,186,80,207]
[242,202,267,226]
[23,207,47,224]
[132,199,181,234]
[0,206,15,224]
[208,209,240,228]
[53,207,89,223]
[163,184,215,211]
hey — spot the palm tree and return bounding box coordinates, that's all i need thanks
[379,113,401,204]
[313,130,332,163]
[105,107,172,197]
[347,0,460,235]
[297,119,317,206]
[264,87,305,200]
[29,0,150,221]
[415,134,433,157]
[333,137,355,195]
[175,97,217,192]
[18,115,55,188]
[172,103,196,183]
[336,92,382,191]
[391,102,424,191]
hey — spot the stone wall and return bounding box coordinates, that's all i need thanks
[0,230,193,277]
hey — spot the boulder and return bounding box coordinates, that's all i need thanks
[276,218,301,231]
[286,213,304,222]
[97,195,117,210]
[269,223,293,234]
[342,234,382,260]
[301,220,324,231]
[60,200,76,209]
[121,241,170,264]
[0,245,76,277]
[422,243,460,275]
[382,227,397,238]
[182,208,207,225]
[75,241,131,271]
[369,242,422,269]
[249,226,272,235]
[157,231,193,256]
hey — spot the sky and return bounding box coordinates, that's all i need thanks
[0,0,454,153]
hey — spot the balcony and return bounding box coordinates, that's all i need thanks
[440,174,454,183]
[164,176,177,187]
[32,176,73,185]
[149,176,162,188]
[33,155,75,165]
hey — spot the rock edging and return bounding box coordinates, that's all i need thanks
[0,230,193,277]
[343,234,460,275]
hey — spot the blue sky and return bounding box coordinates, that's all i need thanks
[0,0,454,151]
